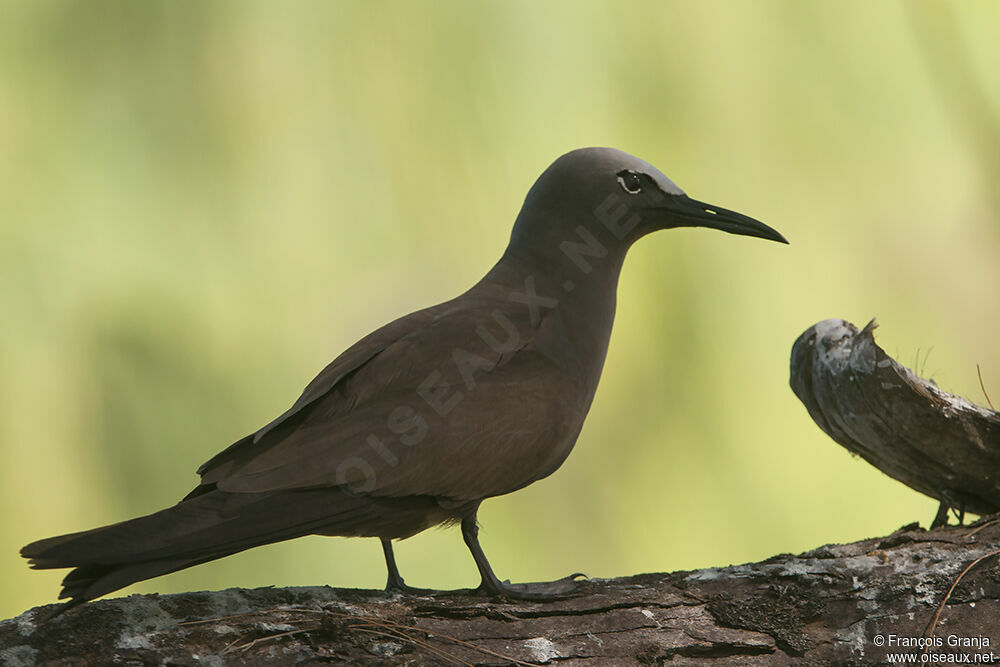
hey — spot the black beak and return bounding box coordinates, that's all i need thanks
[663,195,788,244]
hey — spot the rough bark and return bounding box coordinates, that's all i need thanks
[790,318,1000,523]
[5,317,1000,665]
[4,517,1000,665]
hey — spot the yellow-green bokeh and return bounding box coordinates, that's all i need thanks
[2,1,999,619]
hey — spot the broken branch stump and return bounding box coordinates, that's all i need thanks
[790,318,1000,520]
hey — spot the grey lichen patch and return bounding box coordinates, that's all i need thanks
[836,555,884,574]
[834,620,868,658]
[685,567,724,582]
[255,622,296,633]
[812,319,854,361]
[115,631,155,650]
[0,645,38,667]
[640,609,661,627]
[115,594,180,632]
[0,610,37,639]
[367,640,404,657]
[524,636,560,662]
[689,552,879,585]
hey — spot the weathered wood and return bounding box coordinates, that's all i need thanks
[4,518,1000,665]
[790,318,1000,520]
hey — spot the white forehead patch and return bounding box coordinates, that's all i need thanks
[631,155,685,196]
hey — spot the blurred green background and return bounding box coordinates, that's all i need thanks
[2,1,999,620]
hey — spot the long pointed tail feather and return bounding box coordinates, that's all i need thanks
[21,487,396,604]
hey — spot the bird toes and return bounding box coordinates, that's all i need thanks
[383,580,439,597]
[478,574,586,601]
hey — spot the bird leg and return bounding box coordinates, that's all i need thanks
[931,501,950,529]
[380,538,435,595]
[460,514,584,600]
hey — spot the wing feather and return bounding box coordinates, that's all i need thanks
[202,298,586,501]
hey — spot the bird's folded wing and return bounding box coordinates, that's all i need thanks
[199,304,582,500]
[196,301,448,477]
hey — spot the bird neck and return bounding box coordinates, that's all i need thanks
[495,225,632,308]
[476,249,624,371]
[490,247,626,304]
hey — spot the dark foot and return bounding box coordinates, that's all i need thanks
[384,579,439,596]
[475,573,587,601]
[381,538,437,596]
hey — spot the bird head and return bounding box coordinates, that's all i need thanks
[508,147,787,260]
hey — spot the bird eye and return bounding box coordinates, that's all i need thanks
[617,171,643,194]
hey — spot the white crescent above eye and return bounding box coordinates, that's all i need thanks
[630,157,685,196]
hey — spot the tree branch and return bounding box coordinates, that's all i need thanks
[790,318,1000,522]
[4,517,1000,664]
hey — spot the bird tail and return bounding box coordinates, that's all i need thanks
[21,487,383,605]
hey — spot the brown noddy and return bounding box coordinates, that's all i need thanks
[22,147,787,608]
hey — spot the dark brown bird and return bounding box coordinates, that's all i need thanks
[22,147,787,607]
